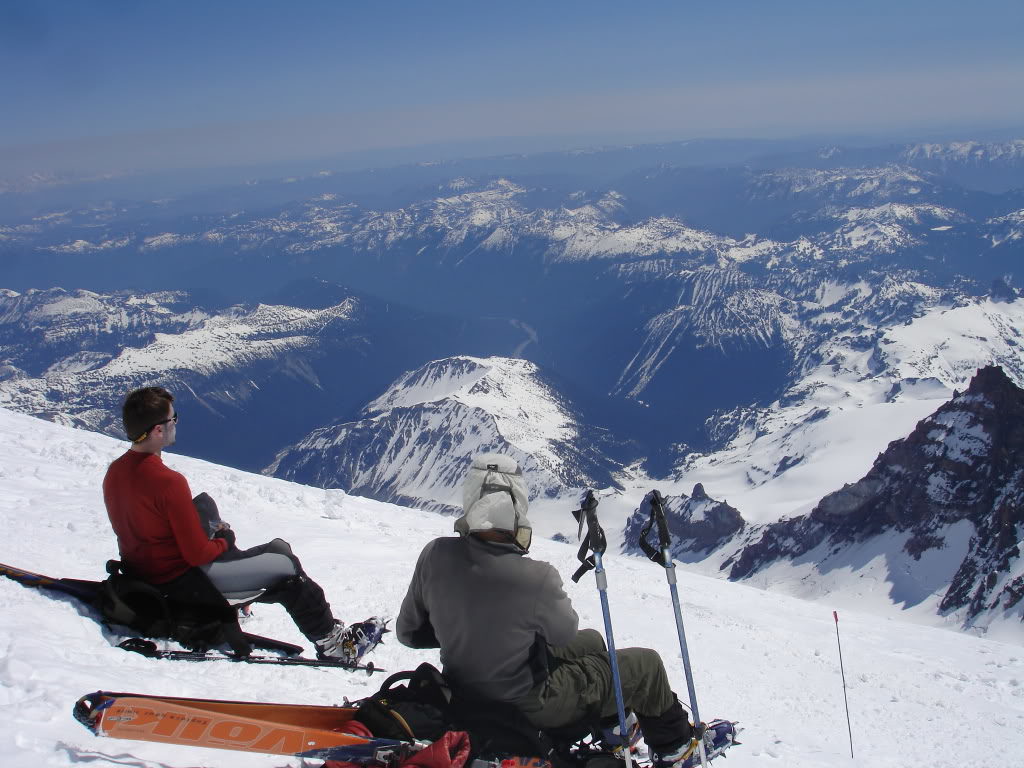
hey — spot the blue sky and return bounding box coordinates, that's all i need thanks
[2,0,1022,174]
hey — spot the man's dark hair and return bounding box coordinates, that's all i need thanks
[122,386,174,442]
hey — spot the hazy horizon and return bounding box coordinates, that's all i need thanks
[2,0,1023,177]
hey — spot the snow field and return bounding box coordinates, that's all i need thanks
[1,405,1022,767]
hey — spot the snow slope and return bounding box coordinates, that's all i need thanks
[1,406,1022,768]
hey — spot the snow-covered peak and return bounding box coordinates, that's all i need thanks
[836,202,966,226]
[751,165,932,200]
[544,215,725,262]
[99,300,356,378]
[812,202,968,254]
[903,139,1024,163]
[366,356,490,412]
[365,355,576,456]
[266,355,615,514]
[986,208,1024,247]
[715,365,1024,635]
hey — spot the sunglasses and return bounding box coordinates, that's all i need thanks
[131,411,178,443]
[150,412,179,430]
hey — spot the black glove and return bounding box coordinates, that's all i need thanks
[214,527,236,549]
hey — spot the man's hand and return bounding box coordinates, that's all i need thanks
[213,527,236,548]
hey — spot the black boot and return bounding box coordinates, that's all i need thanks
[638,696,694,760]
[259,574,335,642]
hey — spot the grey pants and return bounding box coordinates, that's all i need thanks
[519,628,690,751]
[201,538,298,593]
[200,538,336,642]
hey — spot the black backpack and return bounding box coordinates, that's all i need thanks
[353,664,589,768]
[354,663,453,742]
[98,560,250,654]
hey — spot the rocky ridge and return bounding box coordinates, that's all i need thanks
[622,484,745,561]
[718,366,1024,629]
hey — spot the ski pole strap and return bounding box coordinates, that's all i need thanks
[571,491,606,583]
[638,490,671,565]
[572,538,596,583]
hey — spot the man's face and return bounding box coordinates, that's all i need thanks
[160,403,177,448]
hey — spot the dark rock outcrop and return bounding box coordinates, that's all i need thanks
[623,485,745,560]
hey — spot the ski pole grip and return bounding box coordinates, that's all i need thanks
[638,491,668,565]
[571,491,606,582]
[651,490,672,549]
[582,490,607,555]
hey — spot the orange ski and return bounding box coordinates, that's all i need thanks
[74,691,411,762]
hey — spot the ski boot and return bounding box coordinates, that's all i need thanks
[316,617,389,664]
[653,720,740,767]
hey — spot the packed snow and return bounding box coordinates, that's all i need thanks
[1,406,1022,768]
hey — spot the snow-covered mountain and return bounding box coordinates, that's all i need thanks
[724,366,1024,634]
[0,284,492,472]
[622,366,1024,638]
[0,287,209,381]
[265,356,620,513]
[2,403,1023,768]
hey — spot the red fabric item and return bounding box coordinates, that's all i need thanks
[342,720,375,739]
[103,450,227,583]
[317,719,374,768]
[402,731,472,768]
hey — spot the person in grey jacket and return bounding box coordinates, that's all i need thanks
[397,453,697,767]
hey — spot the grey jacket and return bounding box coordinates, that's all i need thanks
[397,535,579,703]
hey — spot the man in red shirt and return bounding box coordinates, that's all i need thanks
[103,386,383,663]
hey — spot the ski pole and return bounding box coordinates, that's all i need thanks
[638,490,708,767]
[117,638,383,674]
[572,490,633,768]
[833,611,854,758]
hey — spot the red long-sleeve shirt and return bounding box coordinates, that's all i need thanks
[103,450,227,584]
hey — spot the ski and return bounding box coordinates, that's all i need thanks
[118,637,383,674]
[0,561,103,603]
[72,689,736,767]
[73,690,411,762]
[236,632,304,656]
[1,560,306,656]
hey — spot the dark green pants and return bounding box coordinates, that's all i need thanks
[519,629,690,751]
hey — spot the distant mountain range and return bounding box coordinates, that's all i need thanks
[2,135,1022,460]
[1,135,1022,635]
